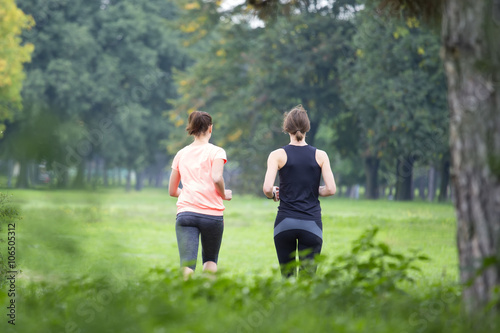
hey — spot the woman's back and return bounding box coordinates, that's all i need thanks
[173,143,227,216]
[278,145,321,220]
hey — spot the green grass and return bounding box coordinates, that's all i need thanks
[3,188,489,333]
[4,188,457,284]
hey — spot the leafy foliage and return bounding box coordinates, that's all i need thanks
[9,227,498,333]
[337,1,448,197]
[321,227,430,295]
[0,0,186,187]
[0,192,20,221]
[0,0,34,137]
[171,0,358,193]
[0,192,21,289]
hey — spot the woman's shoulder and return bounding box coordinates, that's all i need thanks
[268,148,287,163]
[270,147,286,155]
[207,143,225,152]
[314,148,328,156]
[176,145,192,155]
[314,148,330,165]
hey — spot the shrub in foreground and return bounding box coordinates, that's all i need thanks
[1,227,497,333]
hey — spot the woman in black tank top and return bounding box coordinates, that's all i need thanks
[263,105,337,277]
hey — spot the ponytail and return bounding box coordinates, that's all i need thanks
[283,105,310,141]
[186,111,212,136]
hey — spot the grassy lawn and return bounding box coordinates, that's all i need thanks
[4,188,457,284]
[2,188,474,333]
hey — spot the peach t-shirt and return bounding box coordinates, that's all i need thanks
[172,143,227,216]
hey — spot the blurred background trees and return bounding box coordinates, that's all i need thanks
[0,0,34,153]
[0,0,450,201]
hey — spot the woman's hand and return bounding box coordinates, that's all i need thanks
[224,189,232,201]
[272,186,280,202]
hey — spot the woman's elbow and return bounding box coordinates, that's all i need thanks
[326,184,336,196]
[263,185,273,197]
[212,175,223,185]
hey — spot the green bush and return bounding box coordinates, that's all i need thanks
[0,193,21,289]
[319,227,430,295]
[6,227,499,333]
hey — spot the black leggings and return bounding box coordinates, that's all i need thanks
[273,217,323,277]
[175,212,224,270]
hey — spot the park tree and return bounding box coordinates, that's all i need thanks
[339,2,448,200]
[249,2,355,147]
[8,0,185,189]
[9,0,102,187]
[172,0,356,193]
[249,0,500,311]
[378,0,500,312]
[170,4,265,192]
[91,0,186,191]
[0,0,33,137]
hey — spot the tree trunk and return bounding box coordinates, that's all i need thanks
[92,158,100,190]
[86,159,92,184]
[155,168,164,187]
[126,169,131,192]
[148,167,154,186]
[428,165,437,201]
[364,156,380,199]
[7,159,14,188]
[135,170,144,191]
[438,159,450,202]
[418,175,426,200]
[395,156,414,201]
[103,160,108,187]
[16,159,30,188]
[73,160,86,188]
[442,0,500,311]
[56,167,69,188]
[29,161,37,186]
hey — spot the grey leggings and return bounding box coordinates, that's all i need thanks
[175,212,224,270]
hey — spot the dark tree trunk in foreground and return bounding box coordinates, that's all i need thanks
[442,0,500,311]
[364,156,380,199]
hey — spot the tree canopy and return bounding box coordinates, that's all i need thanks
[0,0,33,137]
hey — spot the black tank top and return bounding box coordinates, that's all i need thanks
[277,145,322,220]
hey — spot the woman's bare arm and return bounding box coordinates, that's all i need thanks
[169,169,182,197]
[316,150,336,197]
[212,158,232,200]
[263,149,284,201]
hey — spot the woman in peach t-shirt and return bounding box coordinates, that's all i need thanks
[169,111,232,279]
